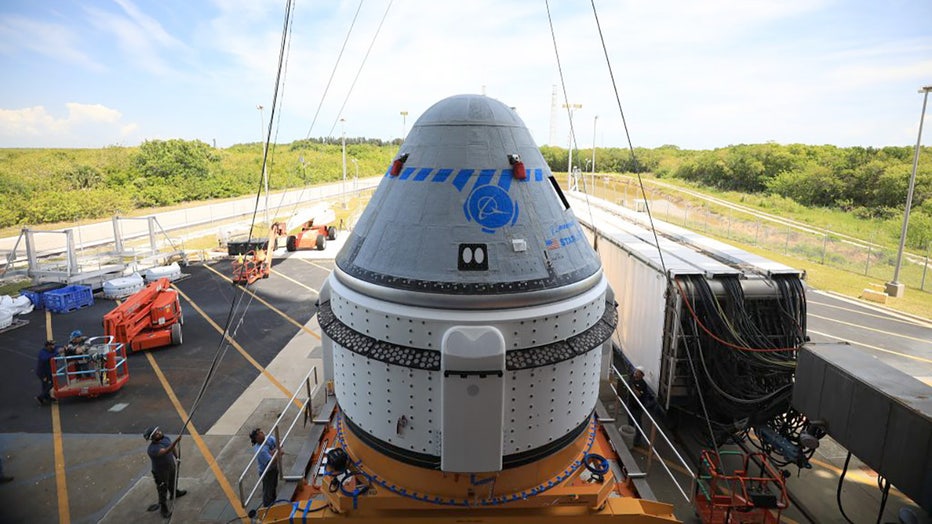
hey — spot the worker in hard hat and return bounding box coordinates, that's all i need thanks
[628,365,655,447]
[35,340,59,406]
[65,330,90,375]
[144,426,186,518]
[250,428,281,507]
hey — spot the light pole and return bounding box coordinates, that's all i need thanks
[340,118,347,208]
[591,115,598,192]
[400,111,409,140]
[888,84,932,297]
[563,103,582,189]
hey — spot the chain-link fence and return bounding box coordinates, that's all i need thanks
[583,176,931,293]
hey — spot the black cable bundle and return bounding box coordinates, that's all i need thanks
[676,275,810,466]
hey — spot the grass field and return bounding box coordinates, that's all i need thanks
[3,178,930,319]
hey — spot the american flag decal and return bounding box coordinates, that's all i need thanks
[545,238,560,251]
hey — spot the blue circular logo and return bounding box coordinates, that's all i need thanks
[464,184,516,233]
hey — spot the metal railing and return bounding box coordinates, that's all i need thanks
[608,364,696,502]
[51,336,128,390]
[237,366,320,508]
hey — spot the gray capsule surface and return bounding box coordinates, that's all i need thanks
[336,94,602,308]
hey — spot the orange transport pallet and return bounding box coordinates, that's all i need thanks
[253,408,679,523]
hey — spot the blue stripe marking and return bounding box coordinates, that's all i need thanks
[432,168,453,182]
[391,166,547,186]
[452,169,474,191]
[498,170,513,191]
[477,169,495,188]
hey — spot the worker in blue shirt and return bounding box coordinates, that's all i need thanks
[144,426,186,518]
[250,428,280,507]
[35,340,58,406]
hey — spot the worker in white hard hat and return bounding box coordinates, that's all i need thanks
[144,426,185,517]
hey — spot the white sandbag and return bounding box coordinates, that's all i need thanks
[0,295,33,316]
[145,262,182,282]
[0,309,12,329]
[8,295,34,315]
[102,273,145,299]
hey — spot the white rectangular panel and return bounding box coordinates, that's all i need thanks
[440,326,505,472]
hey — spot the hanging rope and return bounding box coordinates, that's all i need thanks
[327,0,394,137]
[165,6,298,521]
[305,0,364,139]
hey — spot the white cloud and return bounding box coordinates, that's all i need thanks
[84,0,188,76]
[0,103,139,147]
[0,14,103,71]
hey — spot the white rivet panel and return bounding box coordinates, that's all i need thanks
[329,277,607,352]
[502,348,601,454]
[333,345,440,454]
[332,343,602,459]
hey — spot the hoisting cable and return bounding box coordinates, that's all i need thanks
[588,0,667,271]
[165,2,297,520]
[267,0,302,220]
[327,0,394,137]
[288,0,365,221]
[305,0,364,139]
[588,0,726,470]
[248,0,295,242]
[544,0,602,251]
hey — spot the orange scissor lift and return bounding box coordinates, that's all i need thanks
[693,450,789,524]
[232,249,271,285]
[51,336,129,398]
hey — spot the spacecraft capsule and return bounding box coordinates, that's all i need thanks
[319,94,616,477]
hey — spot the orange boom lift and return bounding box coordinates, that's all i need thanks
[103,277,183,352]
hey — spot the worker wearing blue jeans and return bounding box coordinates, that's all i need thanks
[35,340,58,405]
[251,428,280,507]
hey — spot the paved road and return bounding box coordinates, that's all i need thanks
[807,288,932,381]
[0,178,382,261]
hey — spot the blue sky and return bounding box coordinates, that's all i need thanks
[0,0,930,150]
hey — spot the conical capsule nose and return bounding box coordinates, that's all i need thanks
[335,94,601,308]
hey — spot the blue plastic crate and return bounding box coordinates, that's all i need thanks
[43,285,94,314]
[20,282,66,310]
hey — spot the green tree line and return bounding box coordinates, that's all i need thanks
[544,142,932,250]
[0,138,397,228]
[1,139,929,249]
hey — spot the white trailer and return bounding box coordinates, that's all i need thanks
[568,192,806,418]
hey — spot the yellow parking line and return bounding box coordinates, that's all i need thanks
[46,310,70,524]
[270,268,320,295]
[809,299,930,327]
[202,264,321,340]
[144,352,248,522]
[50,404,70,523]
[169,284,295,398]
[296,258,334,272]
[810,314,932,345]
[808,329,932,364]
